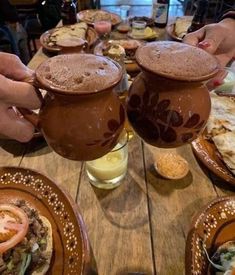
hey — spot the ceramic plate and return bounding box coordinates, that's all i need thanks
[127,30,157,41]
[0,166,90,274]
[185,196,235,275]
[77,9,121,26]
[166,23,182,42]
[40,26,98,53]
[192,136,235,186]
[93,40,143,73]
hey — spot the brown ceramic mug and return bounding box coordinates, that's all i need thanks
[127,41,220,148]
[20,54,125,161]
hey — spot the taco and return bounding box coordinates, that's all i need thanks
[210,241,235,275]
[0,200,53,275]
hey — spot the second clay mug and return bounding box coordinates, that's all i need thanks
[127,41,220,148]
[21,54,125,161]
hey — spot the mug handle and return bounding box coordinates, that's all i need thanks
[17,75,44,130]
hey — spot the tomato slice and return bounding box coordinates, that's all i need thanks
[0,204,29,254]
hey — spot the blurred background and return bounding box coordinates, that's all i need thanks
[0,0,234,64]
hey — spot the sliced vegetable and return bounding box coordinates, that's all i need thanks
[19,253,31,275]
[0,204,29,253]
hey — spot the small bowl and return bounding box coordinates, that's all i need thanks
[153,152,189,180]
[129,16,155,27]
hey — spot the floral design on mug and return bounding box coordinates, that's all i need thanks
[127,77,205,144]
[86,104,125,148]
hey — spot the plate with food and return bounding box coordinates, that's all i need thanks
[192,70,235,186]
[40,22,98,53]
[128,27,158,41]
[166,16,193,41]
[185,196,235,275]
[77,9,121,26]
[0,166,90,274]
[94,39,143,73]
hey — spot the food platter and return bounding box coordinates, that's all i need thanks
[77,9,121,26]
[192,135,235,186]
[192,70,235,187]
[94,39,143,74]
[185,196,235,275]
[40,25,98,53]
[0,166,90,274]
[127,27,157,41]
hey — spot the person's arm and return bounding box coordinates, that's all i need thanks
[0,53,41,142]
[183,11,235,67]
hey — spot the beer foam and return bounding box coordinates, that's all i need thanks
[36,54,121,93]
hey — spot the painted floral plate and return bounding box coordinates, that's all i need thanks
[186,196,235,275]
[0,166,91,274]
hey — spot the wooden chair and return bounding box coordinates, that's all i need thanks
[10,0,43,57]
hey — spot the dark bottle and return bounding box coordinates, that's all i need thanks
[187,0,209,33]
[61,0,77,25]
[152,0,169,28]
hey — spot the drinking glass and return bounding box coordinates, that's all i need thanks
[85,131,128,189]
[131,20,146,37]
[120,5,130,21]
[94,13,112,40]
[117,5,131,33]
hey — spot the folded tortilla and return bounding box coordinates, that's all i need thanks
[49,22,88,46]
[212,132,235,175]
[206,92,235,138]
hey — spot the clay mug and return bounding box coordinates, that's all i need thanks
[127,41,220,148]
[20,54,125,161]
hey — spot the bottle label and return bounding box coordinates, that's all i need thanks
[154,3,168,24]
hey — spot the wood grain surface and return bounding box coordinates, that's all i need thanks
[78,137,154,275]
[0,19,233,275]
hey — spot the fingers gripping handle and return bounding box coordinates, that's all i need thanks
[17,75,44,129]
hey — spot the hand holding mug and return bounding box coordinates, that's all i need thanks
[0,53,41,142]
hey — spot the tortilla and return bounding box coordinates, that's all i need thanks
[207,92,235,138]
[47,22,88,47]
[212,132,235,176]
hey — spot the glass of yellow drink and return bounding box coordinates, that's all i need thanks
[85,131,128,189]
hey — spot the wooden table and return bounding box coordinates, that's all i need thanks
[0,26,234,275]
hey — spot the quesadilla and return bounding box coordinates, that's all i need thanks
[207,92,235,138]
[212,132,235,175]
[47,22,88,47]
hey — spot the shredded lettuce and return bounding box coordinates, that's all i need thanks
[7,260,14,271]
[40,238,46,245]
[19,253,31,275]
